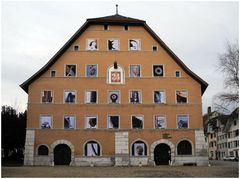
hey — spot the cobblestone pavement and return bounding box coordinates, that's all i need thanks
[2,161,239,178]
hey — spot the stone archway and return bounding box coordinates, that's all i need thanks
[150,139,175,165]
[50,140,75,166]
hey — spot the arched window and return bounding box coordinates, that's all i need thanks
[38,145,49,155]
[107,62,125,84]
[84,141,101,156]
[177,140,192,155]
[132,140,147,156]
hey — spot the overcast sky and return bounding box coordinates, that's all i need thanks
[1,0,239,113]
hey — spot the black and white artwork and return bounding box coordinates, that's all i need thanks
[64,115,75,129]
[86,143,99,156]
[108,39,119,50]
[134,143,145,156]
[87,39,98,50]
[108,91,119,103]
[86,91,97,103]
[42,91,53,103]
[40,116,52,129]
[64,91,76,103]
[132,116,143,129]
[129,39,140,51]
[153,65,164,77]
[86,116,97,128]
[155,116,166,129]
[108,116,119,129]
[86,65,97,77]
[154,91,165,104]
[130,91,141,103]
[176,91,188,103]
[65,65,76,77]
[130,65,140,77]
[177,115,188,128]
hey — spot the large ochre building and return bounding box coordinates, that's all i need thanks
[21,12,208,166]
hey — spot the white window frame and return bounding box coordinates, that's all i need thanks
[131,115,144,129]
[64,90,77,104]
[152,90,166,104]
[107,115,120,129]
[108,90,121,104]
[129,64,141,78]
[85,90,98,104]
[39,115,53,129]
[154,115,167,129]
[63,115,76,129]
[64,64,77,77]
[175,90,188,104]
[86,38,99,51]
[128,39,141,51]
[41,90,54,104]
[85,115,98,129]
[152,64,165,77]
[176,114,189,129]
[85,64,98,77]
[107,38,120,51]
[129,90,142,104]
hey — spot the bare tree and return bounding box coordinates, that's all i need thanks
[213,41,239,113]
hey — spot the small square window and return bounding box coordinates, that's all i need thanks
[129,39,141,51]
[177,115,189,129]
[65,65,76,77]
[176,90,188,103]
[108,91,120,104]
[154,115,166,129]
[85,116,97,129]
[153,65,164,77]
[108,39,120,51]
[108,116,119,129]
[153,46,157,51]
[40,116,52,129]
[130,91,141,104]
[64,115,75,129]
[86,65,97,77]
[64,91,76,103]
[124,25,129,31]
[154,91,166,104]
[86,39,98,51]
[42,91,53,103]
[85,91,97,104]
[175,71,181,77]
[132,115,144,129]
[130,65,141,77]
[50,70,56,77]
[73,45,80,51]
[104,24,108,30]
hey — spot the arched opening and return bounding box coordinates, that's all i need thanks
[131,140,147,156]
[84,141,101,156]
[177,140,192,155]
[54,144,71,165]
[154,143,171,165]
[38,145,49,155]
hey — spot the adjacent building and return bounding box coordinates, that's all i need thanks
[20,12,208,166]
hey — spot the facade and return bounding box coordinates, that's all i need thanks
[20,13,208,166]
[205,107,239,160]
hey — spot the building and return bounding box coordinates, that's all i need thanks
[204,107,239,160]
[20,11,208,166]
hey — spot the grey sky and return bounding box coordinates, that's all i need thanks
[1,1,239,113]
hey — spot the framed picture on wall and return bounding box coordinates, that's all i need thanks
[87,39,98,50]
[86,65,97,77]
[40,116,52,129]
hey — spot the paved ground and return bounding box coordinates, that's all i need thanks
[1,161,239,178]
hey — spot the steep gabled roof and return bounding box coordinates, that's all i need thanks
[20,14,208,94]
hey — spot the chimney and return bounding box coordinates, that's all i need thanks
[207,106,211,115]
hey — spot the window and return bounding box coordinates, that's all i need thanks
[40,115,52,129]
[73,45,80,51]
[234,120,237,126]
[38,145,49,155]
[108,39,119,51]
[175,71,181,77]
[177,140,192,155]
[85,116,97,129]
[41,90,53,103]
[152,46,157,52]
[85,91,97,104]
[130,91,141,104]
[129,39,141,51]
[50,70,56,77]
[108,91,120,104]
[153,65,164,77]
[153,91,166,104]
[132,141,147,156]
[104,24,108,30]
[124,25,129,31]
[108,63,125,84]
[86,65,97,77]
[108,116,119,129]
[177,115,189,129]
[176,90,188,103]
[65,65,76,77]
[154,115,166,129]
[64,91,76,103]
[132,115,144,129]
[84,141,100,156]
[64,115,75,129]
[86,39,98,51]
[130,65,141,77]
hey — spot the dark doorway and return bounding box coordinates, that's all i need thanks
[54,144,71,165]
[154,143,171,165]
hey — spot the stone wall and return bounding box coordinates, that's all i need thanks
[24,130,35,165]
[74,156,114,166]
[115,132,129,166]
